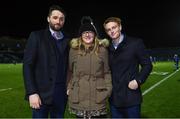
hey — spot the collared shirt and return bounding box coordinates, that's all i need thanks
[112,34,124,49]
[49,27,64,40]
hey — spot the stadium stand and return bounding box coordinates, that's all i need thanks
[0,36,180,63]
[0,36,25,63]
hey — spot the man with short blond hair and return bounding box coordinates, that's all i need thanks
[103,17,152,118]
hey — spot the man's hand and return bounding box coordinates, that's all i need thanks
[128,79,138,90]
[29,93,42,109]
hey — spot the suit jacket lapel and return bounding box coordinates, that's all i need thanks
[44,29,58,60]
[58,37,68,55]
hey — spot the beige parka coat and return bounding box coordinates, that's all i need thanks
[67,37,112,114]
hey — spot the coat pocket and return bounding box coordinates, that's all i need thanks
[96,86,108,104]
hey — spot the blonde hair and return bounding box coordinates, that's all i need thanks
[70,37,109,56]
[103,17,121,28]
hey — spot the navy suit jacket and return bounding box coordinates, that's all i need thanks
[23,28,70,104]
[109,35,153,107]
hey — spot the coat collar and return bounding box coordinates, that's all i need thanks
[109,34,127,52]
[41,28,69,64]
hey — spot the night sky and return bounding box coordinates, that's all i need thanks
[1,0,180,49]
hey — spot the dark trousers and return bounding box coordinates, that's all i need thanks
[32,84,67,118]
[110,104,141,118]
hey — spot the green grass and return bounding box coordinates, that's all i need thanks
[141,61,180,117]
[0,64,31,117]
[0,62,179,118]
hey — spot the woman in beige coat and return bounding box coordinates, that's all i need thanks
[67,22,112,118]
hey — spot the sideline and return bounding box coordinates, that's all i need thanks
[151,71,169,75]
[142,69,179,96]
[0,88,12,92]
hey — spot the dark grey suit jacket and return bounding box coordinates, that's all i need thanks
[23,28,70,104]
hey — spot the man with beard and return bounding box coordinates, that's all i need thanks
[23,5,70,118]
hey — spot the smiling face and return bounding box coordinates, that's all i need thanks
[47,10,65,31]
[81,31,95,45]
[104,21,122,40]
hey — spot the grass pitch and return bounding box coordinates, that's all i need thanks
[0,62,180,118]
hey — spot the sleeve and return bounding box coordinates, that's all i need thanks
[135,39,153,85]
[101,47,112,97]
[23,32,38,98]
[67,48,76,90]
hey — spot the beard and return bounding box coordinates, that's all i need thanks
[49,22,62,31]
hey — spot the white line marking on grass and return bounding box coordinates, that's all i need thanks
[151,71,169,75]
[143,69,179,96]
[0,88,12,92]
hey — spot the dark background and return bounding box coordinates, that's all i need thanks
[1,0,180,48]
